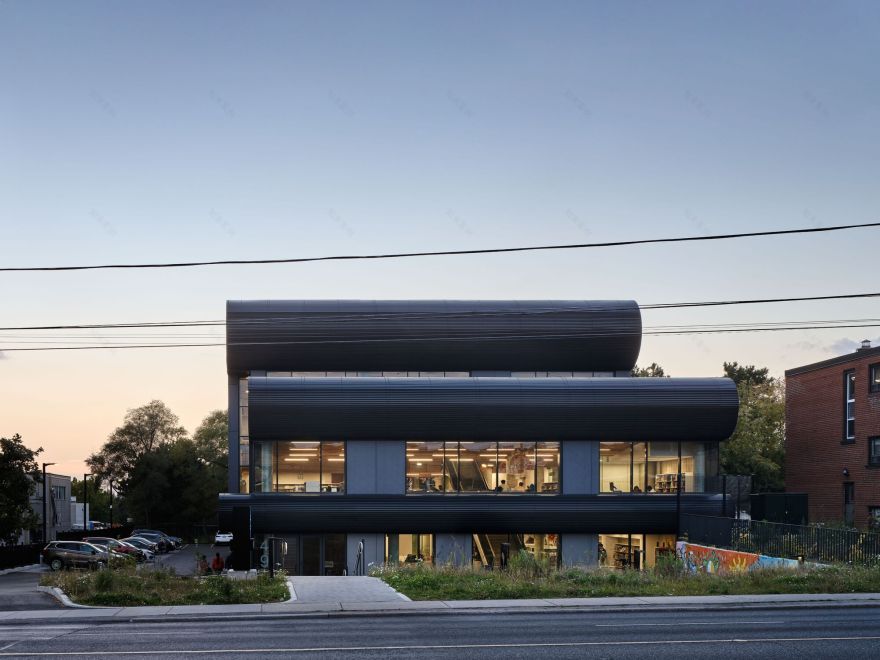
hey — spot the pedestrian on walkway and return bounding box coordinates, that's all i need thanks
[211,552,224,575]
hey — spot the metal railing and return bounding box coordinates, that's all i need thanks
[681,514,880,565]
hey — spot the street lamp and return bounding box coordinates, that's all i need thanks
[83,473,93,531]
[108,478,114,527]
[42,463,56,544]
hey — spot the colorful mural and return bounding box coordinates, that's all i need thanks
[676,542,802,574]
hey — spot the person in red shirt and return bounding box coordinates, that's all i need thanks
[211,552,224,574]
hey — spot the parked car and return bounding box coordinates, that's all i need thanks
[42,541,108,571]
[122,537,158,559]
[131,532,172,553]
[133,530,178,550]
[84,537,143,562]
[214,531,233,546]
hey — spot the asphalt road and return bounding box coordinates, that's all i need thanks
[0,572,59,612]
[0,605,879,658]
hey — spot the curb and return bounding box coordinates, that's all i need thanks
[4,596,880,627]
[35,586,96,609]
[284,578,297,603]
[0,564,44,577]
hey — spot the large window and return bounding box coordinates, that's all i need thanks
[845,370,856,441]
[870,364,880,394]
[406,441,560,493]
[600,442,717,493]
[239,378,250,492]
[869,437,880,467]
[472,533,559,568]
[386,534,434,564]
[251,441,345,493]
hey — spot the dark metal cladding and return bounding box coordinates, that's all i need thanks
[218,493,723,534]
[226,300,642,374]
[247,376,739,442]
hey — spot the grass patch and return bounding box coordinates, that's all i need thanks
[40,567,289,607]
[373,555,880,601]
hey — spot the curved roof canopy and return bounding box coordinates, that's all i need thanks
[247,376,739,442]
[227,299,642,374]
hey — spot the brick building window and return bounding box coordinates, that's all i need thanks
[870,507,880,531]
[870,437,880,467]
[870,364,880,394]
[844,370,856,442]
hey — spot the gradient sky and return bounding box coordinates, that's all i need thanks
[1,1,879,477]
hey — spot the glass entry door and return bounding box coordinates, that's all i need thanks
[301,535,322,575]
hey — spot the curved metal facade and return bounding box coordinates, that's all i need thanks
[226,299,641,374]
[247,376,739,442]
[219,493,723,534]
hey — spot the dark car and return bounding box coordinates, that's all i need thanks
[133,529,178,549]
[84,537,144,562]
[131,532,172,553]
[42,541,108,571]
[123,536,158,556]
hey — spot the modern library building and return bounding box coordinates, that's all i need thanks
[219,300,739,574]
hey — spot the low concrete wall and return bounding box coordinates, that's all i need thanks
[676,541,805,574]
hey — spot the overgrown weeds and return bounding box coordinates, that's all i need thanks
[373,560,880,601]
[40,566,288,607]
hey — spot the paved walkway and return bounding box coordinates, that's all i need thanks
[1,591,879,623]
[0,566,59,611]
[291,576,410,603]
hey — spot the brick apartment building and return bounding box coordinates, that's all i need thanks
[786,340,880,529]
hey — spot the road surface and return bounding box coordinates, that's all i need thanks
[0,604,878,658]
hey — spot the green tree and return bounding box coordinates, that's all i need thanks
[125,439,219,527]
[86,400,187,490]
[0,435,42,544]
[723,361,770,386]
[193,410,228,470]
[720,365,785,493]
[631,362,669,377]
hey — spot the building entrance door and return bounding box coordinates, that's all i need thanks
[301,535,322,575]
[844,482,855,527]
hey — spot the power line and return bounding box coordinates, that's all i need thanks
[2,290,880,332]
[2,221,879,272]
[2,322,879,352]
[6,317,880,341]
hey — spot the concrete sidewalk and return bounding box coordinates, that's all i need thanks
[2,591,880,624]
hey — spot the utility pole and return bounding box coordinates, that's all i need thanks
[42,463,55,544]
[83,473,92,531]
[108,479,114,527]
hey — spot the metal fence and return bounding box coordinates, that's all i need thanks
[0,543,42,570]
[681,514,880,565]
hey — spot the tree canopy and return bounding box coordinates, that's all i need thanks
[86,400,187,489]
[723,361,771,386]
[0,434,42,544]
[86,404,228,527]
[719,365,785,492]
[631,362,669,377]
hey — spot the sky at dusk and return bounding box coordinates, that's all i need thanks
[1,1,879,477]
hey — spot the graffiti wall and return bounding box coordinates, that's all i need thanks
[676,541,803,574]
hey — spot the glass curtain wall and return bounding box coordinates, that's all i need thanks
[406,441,560,493]
[239,378,250,493]
[598,533,676,570]
[385,534,434,564]
[250,441,345,493]
[600,442,717,493]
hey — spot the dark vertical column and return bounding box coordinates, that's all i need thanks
[676,441,682,538]
[227,375,240,493]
